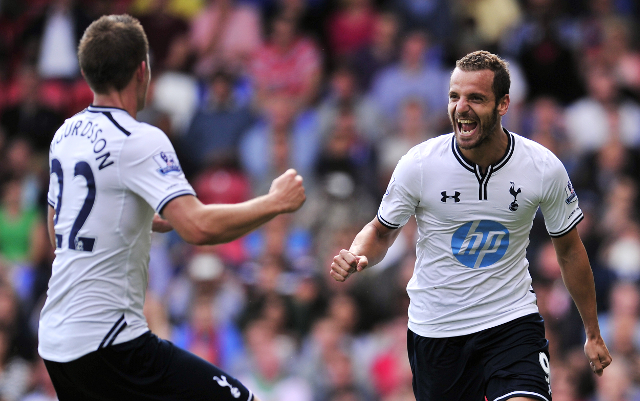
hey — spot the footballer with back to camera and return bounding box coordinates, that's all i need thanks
[331,50,612,401]
[38,14,306,401]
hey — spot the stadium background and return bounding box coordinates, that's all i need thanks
[0,0,640,399]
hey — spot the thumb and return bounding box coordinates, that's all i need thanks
[356,256,369,272]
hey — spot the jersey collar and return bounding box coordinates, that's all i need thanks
[87,105,128,113]
[451,128,515,175]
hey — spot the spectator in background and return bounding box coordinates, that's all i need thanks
[598,282,640,355]
[369,317,414,401]
[317,64,383,143]
[189,0,262,78]
[181,70,256,176]
[0,176,47,273]
[172,292,245,373]
[591,17,640,99]
[505,0,584,104]
[297,318,348,400]
[369,30,450,132]
[523,96,573,167]
[591,355,640,401]
[20,357,58,401]
[0,65,64,155]
[0,324,30,401]
[240,94,321,193]
[326,0,377,60]
[391,0,451,45]
[349,11,400,93]
[571,139,640,206]
[244,213,313,276]
[565,65,640,155]
[299,109,378,265]
[135,0,189,72]
[451,0,522,50]
[239,318,312,401]
[377,98,436,189]
[249,14,322,111]
[259,0,329,50]
[22,0,91,81]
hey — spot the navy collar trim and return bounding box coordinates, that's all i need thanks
[451,128,514,174]
[87,105,128,113]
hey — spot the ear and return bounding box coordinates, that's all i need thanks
[497,94,510,116]
[136,60,147,82]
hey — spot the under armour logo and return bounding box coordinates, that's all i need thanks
[509,182,522,211]
[213,375,241,398]
[441,191,460,203]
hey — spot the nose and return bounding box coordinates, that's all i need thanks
[456,97,470,113]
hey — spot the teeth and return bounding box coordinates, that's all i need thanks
[458,119,475,124]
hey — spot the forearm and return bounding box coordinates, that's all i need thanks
[187,195,283,245]
[557,243,601,339]
[349,221,399,268]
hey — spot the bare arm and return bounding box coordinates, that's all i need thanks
[29,216,49,263]
[47,206,56,249]
[551,228,612,376]
[330,217,401,282]
[162,169,305,246]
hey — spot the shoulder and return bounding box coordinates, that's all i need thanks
[512,132,556,163]
[511,132,567,177]
[408,133,453,160]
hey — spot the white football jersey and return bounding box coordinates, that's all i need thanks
[39,105,195,362]
[378,130,582,338]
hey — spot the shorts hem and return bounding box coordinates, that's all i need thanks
[492,390,550,401]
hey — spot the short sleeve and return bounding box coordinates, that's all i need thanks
[120,127,195,214]
[377,148,422,229]
[540,153,583,237]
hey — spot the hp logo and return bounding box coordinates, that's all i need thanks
[451,220,510,268]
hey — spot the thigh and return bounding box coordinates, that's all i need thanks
[407,328,485,401]
[160,341,254,401]
[45,332,254,401]
[481,314,552,401]
[44,359,100,401]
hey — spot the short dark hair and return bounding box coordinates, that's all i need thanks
[455,50,510,104]
[78,14,149,93]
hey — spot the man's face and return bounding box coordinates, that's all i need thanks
[448,68,507,150]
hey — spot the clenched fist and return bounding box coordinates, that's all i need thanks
[269,169,306,213]
[330,249,369,282]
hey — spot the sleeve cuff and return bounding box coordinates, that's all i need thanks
[548,213,584,238]
[155,190,196,214]
[377,211,400,229]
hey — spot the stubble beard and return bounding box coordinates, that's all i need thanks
[455,106,500,151]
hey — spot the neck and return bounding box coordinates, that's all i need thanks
[92,88,139,118]
[461,126,508,173]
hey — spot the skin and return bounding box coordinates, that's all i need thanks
[330,67,612,399]
[47,57,305,252]
[448,68,509,172]
[46,57,304,401]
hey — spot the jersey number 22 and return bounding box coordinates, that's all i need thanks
[51,158,96,252]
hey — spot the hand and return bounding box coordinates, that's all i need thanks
[584,335,612,376]
[152,213,173,233]
[269,169,306,213]
[330,249,368,282]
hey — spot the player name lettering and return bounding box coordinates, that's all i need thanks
[51,119,114,170]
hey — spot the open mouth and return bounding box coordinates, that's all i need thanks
[457,119,478,136]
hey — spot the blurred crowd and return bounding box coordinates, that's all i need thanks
[0,0,640,400]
